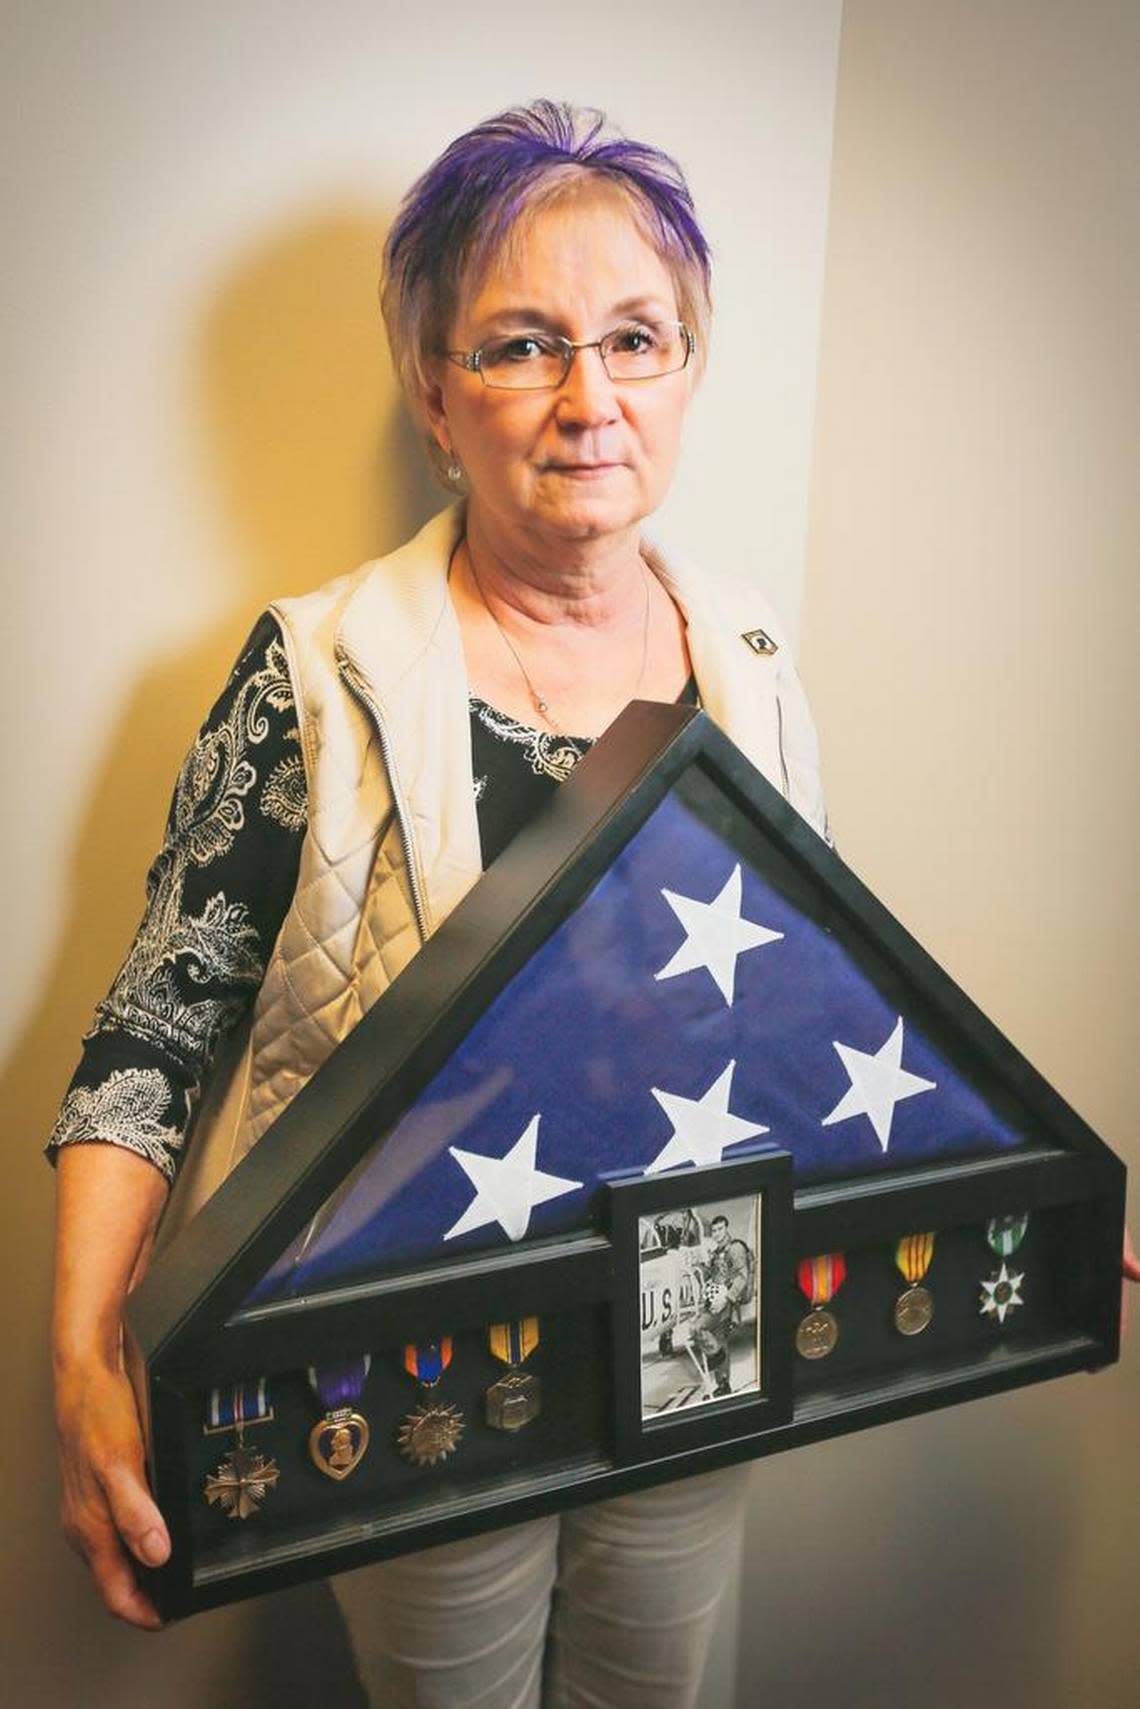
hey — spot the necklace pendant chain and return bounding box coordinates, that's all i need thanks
[468,546,652,737]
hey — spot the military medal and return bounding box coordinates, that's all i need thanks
[980,1213,1028,1325]
[986,1213,1029,1259]
[796,1254,846,1359]
[486,1318,541,1432]
[307,1356,371,1480]
[980,1261,1025,1324]
[397,1338,464,1467]
[893,1232,936,1335]
[203,1379,279,1520]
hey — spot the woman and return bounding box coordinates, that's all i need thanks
[49,100,828,1702]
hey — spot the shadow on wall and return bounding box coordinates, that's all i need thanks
[2,203,444,1707]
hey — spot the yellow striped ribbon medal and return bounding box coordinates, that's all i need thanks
[796,1254,847,1359]
[893,1233,936,1335]
[486,1317,541,1432]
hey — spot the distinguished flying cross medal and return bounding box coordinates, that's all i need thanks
[203,1379,278,1520]
[980,1213,1028,1324]
[397,1338,465,1467]
[308,1355,371,1480]
[796,1254,846,1359]
[486,1317,541,1431]
[893,1232,936,1335]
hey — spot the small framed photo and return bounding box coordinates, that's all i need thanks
[608,1152,793,1461]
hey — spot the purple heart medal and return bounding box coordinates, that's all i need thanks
[307,1356,372,1480]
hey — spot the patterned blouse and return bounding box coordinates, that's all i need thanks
[47,613,695,1183]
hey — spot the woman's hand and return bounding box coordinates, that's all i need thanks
[55,1349,170,1628]
[1124,1226,1140,1285]
[53,1144,171,1628]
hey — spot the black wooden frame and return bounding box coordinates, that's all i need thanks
[125,703,1125,1619]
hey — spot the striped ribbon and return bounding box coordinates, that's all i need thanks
[205,1379,272,1434]
[404,1338,453,1386]
[797,1254,846,1307]
[489,1318,540,1368]
[895,1233,935,1284]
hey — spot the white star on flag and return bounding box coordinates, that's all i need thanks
[821,1016,936,1152]
[444,1115,582,1243]
[655,864,784,1005]
[645,1060,769,1173]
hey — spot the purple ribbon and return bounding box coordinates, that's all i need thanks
[308,1356,371,1411]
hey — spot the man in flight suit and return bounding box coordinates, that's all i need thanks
[691,1215,754,1398]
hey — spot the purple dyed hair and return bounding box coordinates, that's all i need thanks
[381,100,713,476]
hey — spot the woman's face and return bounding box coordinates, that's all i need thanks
[428,190,694,552]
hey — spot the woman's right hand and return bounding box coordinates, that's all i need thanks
[55,1350,170,1628]
[53,1144,171,1628]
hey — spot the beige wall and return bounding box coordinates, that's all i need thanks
[736,3,1136,1705]
[1,3,842,1702]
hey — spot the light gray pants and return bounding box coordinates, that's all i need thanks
[333,1465,750,1708]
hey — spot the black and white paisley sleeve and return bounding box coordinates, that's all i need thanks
[45,612,307,1183]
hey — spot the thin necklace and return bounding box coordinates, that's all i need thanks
[467,547,652,737]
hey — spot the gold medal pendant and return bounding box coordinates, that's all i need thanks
[795,1306,840,1360]
[486,1318,541,1432]
[796,1255,846,1359]
[399,1338,464,1468]
[893,1233,936,1336]
[202,1380,278,1520]
[309,1408,370,1480]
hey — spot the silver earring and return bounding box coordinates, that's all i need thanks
[447,459,463,484]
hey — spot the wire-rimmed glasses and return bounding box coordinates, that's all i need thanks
[445,320,695,391]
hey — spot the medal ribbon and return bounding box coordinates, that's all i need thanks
[404,1338,453,1386]
[895,1233,935,1284]
[205,1379,273,1434]
[489,1318,540,1368]
[797,1254,846,1307]
[986,1214,1029,1257]
[308,1355,371,1412]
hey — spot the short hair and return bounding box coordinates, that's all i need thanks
[709,1214,730,1230]
[381,100,713,478]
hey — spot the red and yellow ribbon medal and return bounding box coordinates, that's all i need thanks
[796,1254,847,1359]
[486,1317,541,1432]
[202,1379,279,1520]
[893,1232,936,1335]
[397,1337,465,1468]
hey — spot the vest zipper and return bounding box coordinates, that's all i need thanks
[774,691,791,800]
[336,649,432,944]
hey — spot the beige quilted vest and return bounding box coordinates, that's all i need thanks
[169,503,827,1225]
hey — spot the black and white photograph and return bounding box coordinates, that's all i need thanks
[639,1193,761,1418]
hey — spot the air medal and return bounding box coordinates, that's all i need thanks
[893,1232,936,1335]
[308,1356,371,1480]
[203,1379,279,1520]
[397,1338,465,1467]
[486,1317,541,1431]
[795,1254,846,1359]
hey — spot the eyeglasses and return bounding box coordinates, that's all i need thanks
[445,320,695,391]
